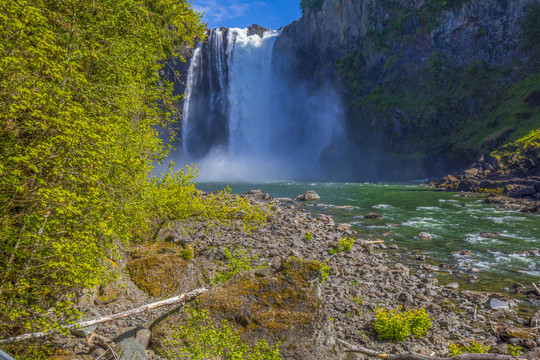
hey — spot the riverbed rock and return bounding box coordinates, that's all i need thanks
[296,190,321,201]
[479,232,500,238]
[151,258,343,359]
[416,232,433,240]
[364,213,383,219]
[489,298,509,310]
[114,338,146,360]
[529,310,540,328]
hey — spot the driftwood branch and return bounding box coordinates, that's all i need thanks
[339,339,526,360]
[364,240,385,245]
[0,288,208,344]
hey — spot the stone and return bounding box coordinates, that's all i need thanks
[114,338,146,360]
[479,232,500,238]
[0,350,14,360]
[529,310,540,328]
[136,328,151,350]
[489,298,509,310]
[296,190,321,201]
[363,213,383,219]
[416,232,432,240]
[446,282,459,289]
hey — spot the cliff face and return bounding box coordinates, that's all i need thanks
[275,0,540,180]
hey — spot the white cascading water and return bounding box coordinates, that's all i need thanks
[182,27,343,181]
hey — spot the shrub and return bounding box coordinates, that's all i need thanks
[373,306,431,341]
[507,344,522,356]
[448,341,491,356]
[212,247,257,284]
[304,232,314,242]
[329,237,355,254]
[164,307,281,360]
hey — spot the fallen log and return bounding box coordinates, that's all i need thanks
[0,288,208,344]
[339,339,526,360]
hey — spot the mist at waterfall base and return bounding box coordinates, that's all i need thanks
[179,28,345,182]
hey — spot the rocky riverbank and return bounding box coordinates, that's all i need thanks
[29,190,540,359]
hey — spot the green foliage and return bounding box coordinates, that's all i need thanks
[213,247,257,284]
[522,2,540,50]
[373,306,431,341]
[507,344,522,356]
[329,237,355,255]
[448,341,491,356]
[304,232,314,242]
[352,295,363,306]
[320,261,330,283]
[179,245,194,262]
[164,306,281,360]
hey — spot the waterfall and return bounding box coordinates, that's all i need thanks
[181,27,343,181]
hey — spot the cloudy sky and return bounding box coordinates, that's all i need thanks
[192,0,302,30]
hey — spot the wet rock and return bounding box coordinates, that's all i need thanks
[296,191,321,201]
[489,298,509,310]
[364,213,383,219]
[416,232,432,240]
[459,250,472,255]
[479,232,500,238]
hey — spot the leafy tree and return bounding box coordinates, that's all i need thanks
[0,0,210,339]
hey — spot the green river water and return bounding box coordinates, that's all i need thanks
[197,181,540,294]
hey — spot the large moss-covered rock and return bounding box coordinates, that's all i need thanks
[151,258,343,359]
[127,243,203,298]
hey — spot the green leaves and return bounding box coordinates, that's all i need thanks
[0,0,205,339]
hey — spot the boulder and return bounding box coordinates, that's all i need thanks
[489,298,509,310]
[506,184,537,198]
[0,350,15,360]
[114,338,146,360]
[151,258,343,359]
[128,243,203,297]
[295,191,321,201]
[529,310,540,328]
[416,232,432,240]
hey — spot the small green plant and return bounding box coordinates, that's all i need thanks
[352,295,363,306]
[164,307,281,360]
[179,245,194,261]
[304,232,313,242]
[448,341,491,356]
[507,344,522,356]
[320,261,330,283]
[373,306,432,341]
[329,237,355,255]
[212,247,256,284]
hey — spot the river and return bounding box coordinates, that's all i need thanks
[197,181,540,294]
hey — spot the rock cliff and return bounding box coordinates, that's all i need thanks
[275,0,540,180]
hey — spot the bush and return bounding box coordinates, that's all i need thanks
[212,247,257,284]
[373,306,431,341]
[164,307,281,360]
[329,237,355,255]
[448,341,491,356]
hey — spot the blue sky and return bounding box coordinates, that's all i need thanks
[192,0,302,30]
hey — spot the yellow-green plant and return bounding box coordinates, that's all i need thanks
[304,232,314,242]
[329,237,355,254]
[448,341,491,356]
[164,307,281,360]
[507,344,522,356]
[373,306,431,341]
[212,247,257,284]
[321,261,330,283]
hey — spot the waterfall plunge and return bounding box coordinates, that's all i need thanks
[182,27,343,181]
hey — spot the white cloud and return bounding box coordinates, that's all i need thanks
[193,0,266,27]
